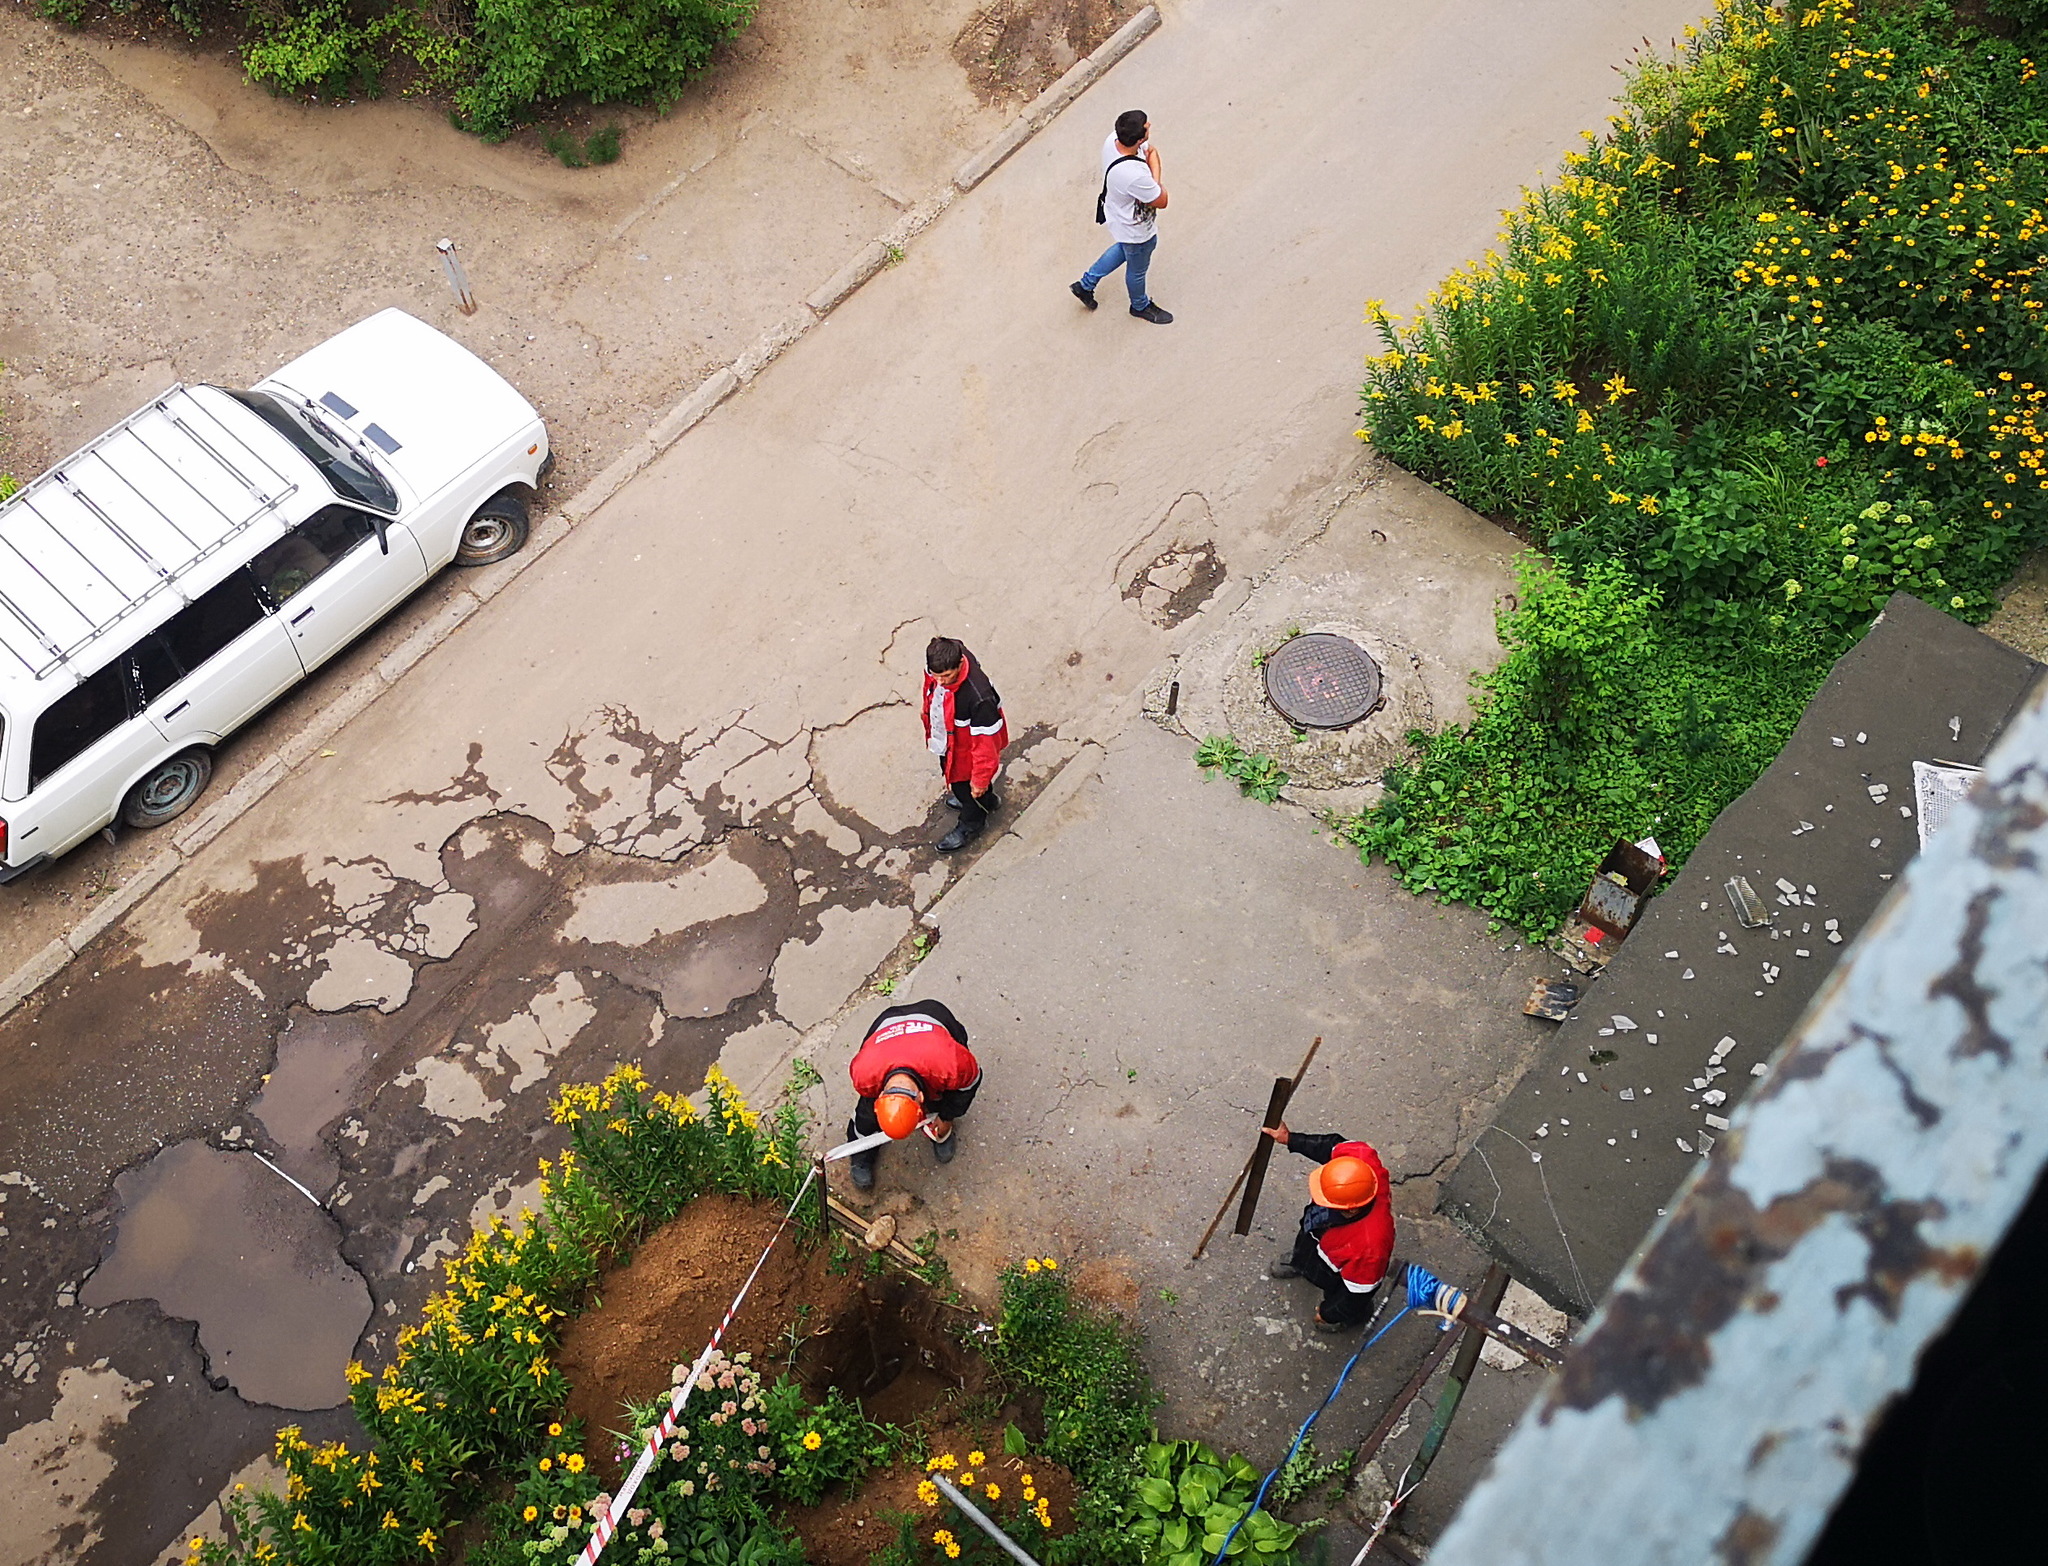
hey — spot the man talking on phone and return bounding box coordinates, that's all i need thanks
[1072,108,1173,324]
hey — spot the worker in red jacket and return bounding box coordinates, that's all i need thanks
[845,999,982,1192]
[922,636,1009,853]
[1262,1123,1396,1332]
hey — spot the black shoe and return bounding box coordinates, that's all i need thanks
[1071,281,1098,310]
[1268,1254,1302,1280]
[943,791,963,809]
[930,1130,957,1164]
[978,790,1001,815]
[1312,1312,1351,1334]
[1131,302,1174,324]
[936,816,986,853]
[850,1151,878,1192]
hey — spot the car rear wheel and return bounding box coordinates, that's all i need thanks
[122,749,213,829]
[455,490,530,566]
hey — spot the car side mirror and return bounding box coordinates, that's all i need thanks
[373,516,390,555]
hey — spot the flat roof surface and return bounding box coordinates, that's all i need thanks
[1438,592,2043,1316]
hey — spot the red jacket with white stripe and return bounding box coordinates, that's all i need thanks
[1292,1134,1396,1292]
[849,1006,981,1099]
[921,652,1008,794]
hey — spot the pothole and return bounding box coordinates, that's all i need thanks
[80,1141,371,1410]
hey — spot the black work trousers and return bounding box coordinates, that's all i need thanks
[1289,1225,1382,1327]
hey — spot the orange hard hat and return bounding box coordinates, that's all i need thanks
[1309,1156,1378,1210]
[875,1090,925,1140]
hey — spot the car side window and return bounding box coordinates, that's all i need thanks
[156,568,271,677]
[127,632,184,708]
[250,506,378,607]
[30,660,133,789]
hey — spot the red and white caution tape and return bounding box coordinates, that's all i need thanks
[575,1162,818,1565]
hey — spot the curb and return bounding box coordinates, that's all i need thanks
[0,6,1163,1025]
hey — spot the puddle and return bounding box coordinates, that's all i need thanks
[81,1141,370,1410]
[247,1011,381,1194]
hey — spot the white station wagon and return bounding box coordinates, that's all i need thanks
[0,309,548,881]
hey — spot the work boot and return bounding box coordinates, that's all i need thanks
[1131,302,1174,324]
[1071,281,1098,310]
[936,814,986,853]
[1312,1311,1353,1335]
[850,1149,878,1192]
[1268,1253,1302,1280]
[930,1128,958,1164]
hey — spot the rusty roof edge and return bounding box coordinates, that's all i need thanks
[1428,673,2048,1566]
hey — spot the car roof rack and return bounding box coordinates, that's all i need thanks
[0,385,302,686]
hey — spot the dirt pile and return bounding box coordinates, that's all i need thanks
[954,0,1133,103]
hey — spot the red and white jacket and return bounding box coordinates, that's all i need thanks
[1292,1134,1396,1293]
[922,652,1008,794]
[849,1004,981,1099]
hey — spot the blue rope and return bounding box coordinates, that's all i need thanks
[1205,1297,1415,1564]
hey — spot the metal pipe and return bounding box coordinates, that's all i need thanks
[933,1474,1044,1566]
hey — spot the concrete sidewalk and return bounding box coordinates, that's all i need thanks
[814,711,1555,1543]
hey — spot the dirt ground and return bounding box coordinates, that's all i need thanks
[0,0,1122,495]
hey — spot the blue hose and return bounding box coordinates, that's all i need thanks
[1205,1297,1415,1564]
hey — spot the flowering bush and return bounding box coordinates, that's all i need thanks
[189,1064,814,1566]
[1353,0,2048,933]
[760,1379,896,1506]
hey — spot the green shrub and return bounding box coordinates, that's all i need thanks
[983,1259,1158,1565]
[1352,0,2048,933]
[243,4,383,99]
[455,0,759,140]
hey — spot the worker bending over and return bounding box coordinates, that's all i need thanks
[846,1000,982,1192]
[1262,1122,1395,1332]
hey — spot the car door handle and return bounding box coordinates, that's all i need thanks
[291,606,317,625]
[162,700,190,719]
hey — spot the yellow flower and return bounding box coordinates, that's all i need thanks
[918,1480,940,1505]
[1022,1473,1035,1487]
[1024,1485,1038,1501]
[986,1482,1002,1500]
[565,1453,585,1473]
[344,1361,369,1385]
[947,1547,961,1560]
[539,1459,551,1472]
[1042,1258,1059,1270]
[523,1505,539,1522]
[1023,1259,1042,1274]
[381,1511,400,1531]
[968,1451,987,1467]
[548,1422,563,1437]
[960,1472,976,1487]
[417,1530,437,1554]
[933,1530,956,1547]
[803,1431,824,1451]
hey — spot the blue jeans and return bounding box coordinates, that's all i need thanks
[1080,235,1157,310]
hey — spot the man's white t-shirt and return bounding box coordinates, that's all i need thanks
[1101,134,1162,245]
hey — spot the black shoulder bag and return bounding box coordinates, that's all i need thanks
[1095,153,1146,224]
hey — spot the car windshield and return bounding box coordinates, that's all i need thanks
[220,388,398,513]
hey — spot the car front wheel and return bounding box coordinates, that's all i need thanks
[122,749,213,829]
[455,490,531,566]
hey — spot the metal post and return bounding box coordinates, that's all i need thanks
[933,1474,1044,1566]
[437,238,477,314]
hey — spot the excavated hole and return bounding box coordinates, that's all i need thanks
[794,1276,985,1427]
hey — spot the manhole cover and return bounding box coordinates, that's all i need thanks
[1264,633,1383,729]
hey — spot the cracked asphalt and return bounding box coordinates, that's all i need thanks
[0,0,1713,1558]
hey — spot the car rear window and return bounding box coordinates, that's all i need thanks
[30,661,131,789]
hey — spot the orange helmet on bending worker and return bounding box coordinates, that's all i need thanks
[1309,1156,1378,1210]
[875,1087,926,1140]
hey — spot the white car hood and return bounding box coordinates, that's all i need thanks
[259,308,538,502]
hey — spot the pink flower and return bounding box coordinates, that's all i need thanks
[741,1418,757,1437]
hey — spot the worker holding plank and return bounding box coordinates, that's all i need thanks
[845,1000,981,1192]
[1262,1122,1395,1332]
